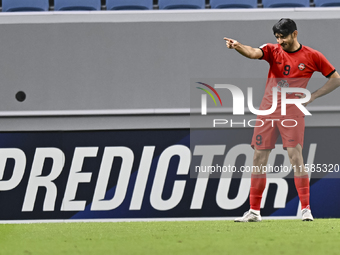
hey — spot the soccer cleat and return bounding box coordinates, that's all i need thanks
[301,206,314,221]
[234,209,262,222]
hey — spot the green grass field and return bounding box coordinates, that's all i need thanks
[0,219,339,255]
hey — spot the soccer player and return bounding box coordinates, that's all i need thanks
[224,18,340,222]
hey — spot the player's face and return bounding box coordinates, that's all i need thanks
[275,33,295,52]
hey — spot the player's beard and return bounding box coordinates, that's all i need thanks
[280,37,295,52]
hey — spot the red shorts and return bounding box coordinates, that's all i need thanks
[251,116,305,150]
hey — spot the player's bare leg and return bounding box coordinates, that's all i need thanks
[287,144,313,221]
[235,149,270,222]
[252,149,271,175]
[287,144,306,176]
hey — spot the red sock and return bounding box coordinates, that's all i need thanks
[250,173,266,211]
[294,175,310,210]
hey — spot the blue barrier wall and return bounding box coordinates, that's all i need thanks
[0,128,339,222]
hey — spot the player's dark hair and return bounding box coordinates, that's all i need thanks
[272,18,297,37]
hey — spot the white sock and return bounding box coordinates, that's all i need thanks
[250,209,260,215]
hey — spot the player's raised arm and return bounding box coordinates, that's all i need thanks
[224,37,263,59]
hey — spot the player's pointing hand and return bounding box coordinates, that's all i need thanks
[224,37,239,49]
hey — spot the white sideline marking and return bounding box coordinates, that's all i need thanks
[0,216,299,224]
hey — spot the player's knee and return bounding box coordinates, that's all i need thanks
[288,151,302,164]
[253,150,269,165]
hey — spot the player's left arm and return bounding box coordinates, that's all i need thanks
[297,71,340,106]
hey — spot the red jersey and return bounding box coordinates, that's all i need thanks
[258,43,335,117]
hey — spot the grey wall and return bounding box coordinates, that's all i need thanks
[0,9,340,130]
